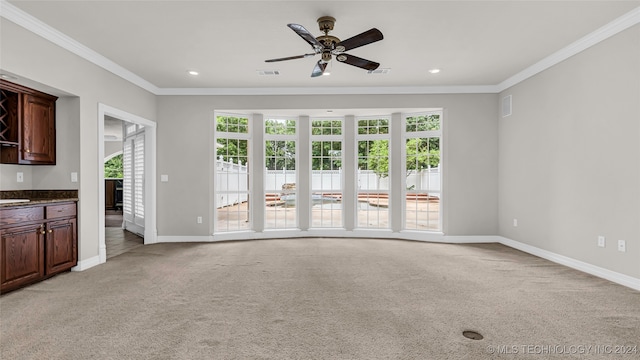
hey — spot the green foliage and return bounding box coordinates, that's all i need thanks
[104,154,123,178]
[312,141,342,170]
[406,114,440,132]
[406,138,440,173]
[365,140,389,178]
[216,116,440,174]
[265,140,296,170]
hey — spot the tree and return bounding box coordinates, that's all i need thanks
[365,140,389,178]
[216,116,249,163]
[104,154,123,178]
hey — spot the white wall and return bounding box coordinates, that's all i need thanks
[498,25,640,278]
[156,94,499,237]
[0,20,157,262]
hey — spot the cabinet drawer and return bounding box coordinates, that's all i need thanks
[0,207,45,227]
[46,203,76,219]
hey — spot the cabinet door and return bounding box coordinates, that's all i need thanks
[21,93,55,164]
[105,180,116,209]
[0,224,45,293]
[45,218,77,275]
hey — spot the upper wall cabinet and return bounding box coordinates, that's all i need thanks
[0,80,57,165]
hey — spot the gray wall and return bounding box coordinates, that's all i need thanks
[104,141,123,163]
[156,94,499,237]
[0,20,157,262]
[498,25,640,278]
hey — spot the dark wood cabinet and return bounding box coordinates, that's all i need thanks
[106,179,116,209]
[0,223,46,292]
[0,202,77,293]
[45,218,77,276]
[0,80,57,165]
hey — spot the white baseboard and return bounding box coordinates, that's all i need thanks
[156,236,213,243]
[71,255,100,272]
[498,236,640,291]
[156,233,500,244]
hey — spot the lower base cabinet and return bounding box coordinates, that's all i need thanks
[0,202,77,293]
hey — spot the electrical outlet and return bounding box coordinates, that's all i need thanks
[597,236,606,248]
[16,172,23,183]
[617,240,626,252]
[197,216,203,224]
[513,218,518,227]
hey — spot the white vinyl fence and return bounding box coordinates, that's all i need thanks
[216,159,440,208]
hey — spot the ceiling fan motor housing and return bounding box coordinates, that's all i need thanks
[317,16,336,33]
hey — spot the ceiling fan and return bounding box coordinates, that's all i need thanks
[265,16,383,77]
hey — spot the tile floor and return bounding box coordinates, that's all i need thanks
[105,210,144,259]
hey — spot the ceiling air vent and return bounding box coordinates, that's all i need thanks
[257,70,280,76]
[367,68,391,75]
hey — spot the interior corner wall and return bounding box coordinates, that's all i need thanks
[498,24,640,278]
[0,20,157,263]
[156,94,499,237]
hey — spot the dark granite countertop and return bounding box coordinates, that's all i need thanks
[0,190,78,208]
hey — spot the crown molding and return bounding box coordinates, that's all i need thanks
[2,1,639,96]
[155,85,500,96]
[0,0,160,94]
[497,6,640,93]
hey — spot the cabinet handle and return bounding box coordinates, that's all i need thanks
[48,230,53,233]
[41,231,45,234]
[25,149,31,153]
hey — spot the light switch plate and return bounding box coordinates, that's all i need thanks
[71,172,78,182]
[617,240,626,252]
[17,172,23,183]
[597,236,605,248]
[161,174,169,182]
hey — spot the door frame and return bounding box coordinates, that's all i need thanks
[98,103,157,263]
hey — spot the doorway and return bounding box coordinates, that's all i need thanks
[103,116,144,258]
[98,104,157,264]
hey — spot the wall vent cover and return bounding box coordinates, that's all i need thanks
[502,95,512,117]
[257,70,280,76]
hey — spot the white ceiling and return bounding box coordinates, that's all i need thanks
[5,0,640,91]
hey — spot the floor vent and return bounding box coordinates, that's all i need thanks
[463,330,484,340]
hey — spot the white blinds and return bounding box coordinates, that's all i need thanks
[123,139,133,219]
[134,133,145,224]
[122,126,144,230]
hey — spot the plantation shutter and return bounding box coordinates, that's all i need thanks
[122,138,133,222]
[134,132,145,226]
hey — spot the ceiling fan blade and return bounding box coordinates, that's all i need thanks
[287,23,324,51]
[311,61,328,77]
[335,28,383,52]
[336,54,380,71]
[265,53,316,62]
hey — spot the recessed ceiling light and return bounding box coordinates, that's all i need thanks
[322,72,331,76]
[187,70,199,76]
[428,68,441,74]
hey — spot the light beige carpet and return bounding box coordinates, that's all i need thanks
[1,238,639,359]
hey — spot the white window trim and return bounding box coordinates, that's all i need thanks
[401,110,443,232]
